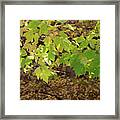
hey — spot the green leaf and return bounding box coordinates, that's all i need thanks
[54,35,71,52]
[59,31,67,39]
[24,31,34,42]
[89,39,98,49]
[88,54,100,77]
[89,65,100,77]
[34,33,39,44]
[69,54,78,67]
[34,66,41,79]
[20,58,26,68]
[27,56,34,60]
[44,36,52,45]
[54,36,64,52]
[73,62,85,76]
[28,43,36,52]
[39,21,48,35]
[28,20,40,29]
[20,49,27,57]
[56,20,66,23]
[25,57,32,66]
[48,26,56,31]
[74,36,85,43]
[87,33,95,40]
[80,54,88,65]
[34,66,52,83]
[84,50,96,59]
[23,42,31,50]
[79,40,88,49]
[93,67,100,77]
[69,44,77,52]
[54,36,61,46]
[60,53,71,65]
[64,24,74,30]
[48,51,55,61]
[41,66,51,83]
[62,39,71,52]
[20,57,32,68]
[70,54,85,76]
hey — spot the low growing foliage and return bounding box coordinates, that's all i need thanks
[20,20,100,83]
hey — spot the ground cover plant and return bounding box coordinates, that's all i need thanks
[20,20,100,100]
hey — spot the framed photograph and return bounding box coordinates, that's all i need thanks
[0,0,119,119]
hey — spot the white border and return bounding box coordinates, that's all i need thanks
[5,5,115,115]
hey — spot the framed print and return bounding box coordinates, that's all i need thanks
[0,0,120,119]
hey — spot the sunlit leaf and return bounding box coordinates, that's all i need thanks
[20,49,27,57]
[24,30,34,42]
[79,40,88,49]
[48,51,55,61]
[28,20,40,29]
[74,36,85,43]
[34,33,39,44]
[34,66,51,83]
[39,21,48,35]
[44,36,52,45]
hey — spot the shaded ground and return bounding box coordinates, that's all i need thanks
[20,71,100,100]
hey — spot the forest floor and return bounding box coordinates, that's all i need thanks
[20,71,100,100]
